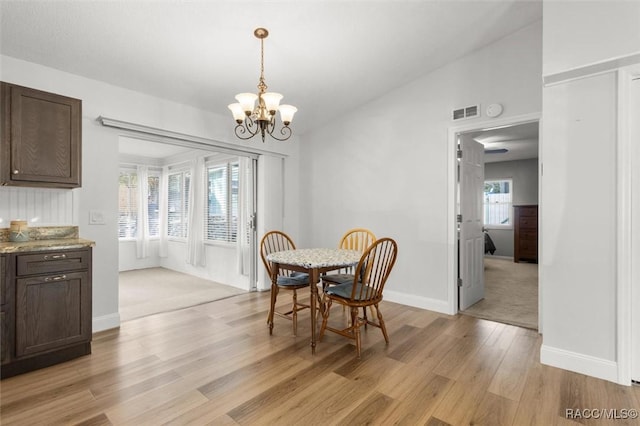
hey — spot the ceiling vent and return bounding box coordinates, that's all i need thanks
[452,104,480,121]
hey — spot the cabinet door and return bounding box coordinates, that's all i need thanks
[1,311,8,363]
[1,82,82,188]
[15,271,91,357]
[0,254,6,305]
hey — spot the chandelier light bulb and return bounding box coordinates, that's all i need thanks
[228,103,246,123]
[235,93,258,115]
[278,104,297,126]
[261,92,283,114]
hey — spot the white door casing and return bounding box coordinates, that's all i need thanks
[459,136,485,310]
[631,74,640,383]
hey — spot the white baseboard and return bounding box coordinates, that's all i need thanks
[540,344,622,384]
[93,312,120,333]
[484,255,513,261]
[384,290,452,315]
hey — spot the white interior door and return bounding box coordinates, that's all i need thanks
[631,75,640,383]
[459,136,485,310]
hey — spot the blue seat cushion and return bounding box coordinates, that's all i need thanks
[277,273,309,286]
[322,273,354,286]
[325,281,375,301]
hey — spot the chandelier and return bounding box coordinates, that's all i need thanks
[228,28,297,142]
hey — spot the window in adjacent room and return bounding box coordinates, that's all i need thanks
[118,169,138,239]
[147,173,160,237]
[118,167,161,239]
[484,178,512,228]
[206,161,239,243]
[167,170,191,239]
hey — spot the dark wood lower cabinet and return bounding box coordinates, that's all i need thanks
[1,248,92,379]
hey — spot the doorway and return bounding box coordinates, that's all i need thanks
[117,136,258,321]
[448,113,541,330]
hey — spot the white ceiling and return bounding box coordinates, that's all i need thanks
[0,1,542,135]
[462,121,539,163]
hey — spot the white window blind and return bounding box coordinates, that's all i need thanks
[206,162,239,242]
[147,172,160,237]
[484,179,513,227]
[118,167,161,239]
[168,170,190,238]
[118,169,138,238]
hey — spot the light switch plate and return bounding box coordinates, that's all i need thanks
[89,210,105,225]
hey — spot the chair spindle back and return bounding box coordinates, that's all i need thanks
[260,231,298,278]
[350,238,398,302]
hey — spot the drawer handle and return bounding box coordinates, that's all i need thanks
[43,254,67,261]
[44,275,67,282]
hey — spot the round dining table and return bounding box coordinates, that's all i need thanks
[266,248,361,353]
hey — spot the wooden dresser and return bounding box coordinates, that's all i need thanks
[514,205,538,263]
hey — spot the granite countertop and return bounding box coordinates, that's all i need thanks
[0,226,95,254]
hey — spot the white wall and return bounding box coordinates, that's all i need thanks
[484,158,539,258]
[299,22,542,311]
[543,1,640,76]
[540,0,640,384]
[0,55,301,331]
[118,240,161,271]
[160,241,247,289]
[541,71,617,367]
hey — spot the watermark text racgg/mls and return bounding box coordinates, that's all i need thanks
[566,408,638,420]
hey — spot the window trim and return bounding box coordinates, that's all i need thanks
[118,167,138,241]
[205,159,239,244]
[166,168,191,240]
[118,165,163,241]
[483,178,514,230]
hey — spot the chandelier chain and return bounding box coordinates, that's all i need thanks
[257,37,267,93]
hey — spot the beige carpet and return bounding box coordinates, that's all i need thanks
[462,257,538,330]
[119,267,246,321]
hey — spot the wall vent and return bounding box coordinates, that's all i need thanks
[452,104,480,121]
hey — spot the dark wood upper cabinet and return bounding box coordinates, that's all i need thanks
[1,82,82,188]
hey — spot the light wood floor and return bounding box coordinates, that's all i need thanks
[1,291,638,425]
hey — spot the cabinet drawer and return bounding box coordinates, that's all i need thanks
[517,206,537,217]
[518,216,537,229]
[16,249,90,276]
[519,240,538,253]
[519,230,538,241]
[15,271,91,357]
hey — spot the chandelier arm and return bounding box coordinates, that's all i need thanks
[266,122,293,141]
[233,121,260,140]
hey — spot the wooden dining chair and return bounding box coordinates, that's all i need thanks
[322,228,376,320]
[260,230,310,336]
[321,228,376,288]
[319,237,398,358]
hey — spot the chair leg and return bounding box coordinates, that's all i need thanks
[351,306,362,358]
[292,289,298,336]
[376,303,389,344]
[362,306,368,329]
[319,297,332,340]
[267,284,278,335]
